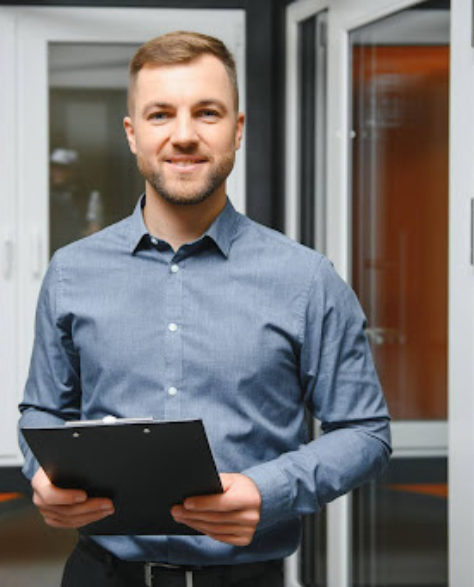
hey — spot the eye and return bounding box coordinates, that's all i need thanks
[199,109,220,119]
[149,112,168,121]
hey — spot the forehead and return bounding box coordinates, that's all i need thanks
[133,54,234,108]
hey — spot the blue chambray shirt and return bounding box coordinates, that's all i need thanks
[19,194,391,565]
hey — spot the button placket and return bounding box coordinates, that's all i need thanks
[164,259,183,420]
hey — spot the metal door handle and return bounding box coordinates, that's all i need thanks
[1,234,14,280]
[30,228,43,279]
[365,327,405,346]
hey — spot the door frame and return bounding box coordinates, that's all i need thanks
[448,0,474,584]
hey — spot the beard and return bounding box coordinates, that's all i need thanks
[137,150,235,206]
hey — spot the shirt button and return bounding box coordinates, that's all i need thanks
[150,237,158,245]
[168,323,178,332]
[171,264,180,274]
[168,387,178,396]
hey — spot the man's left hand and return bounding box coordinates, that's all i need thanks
[171,473,261,546]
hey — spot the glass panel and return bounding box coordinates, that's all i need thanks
[353,458,448,587]
[298,12,327,252]
[298,16,316,248]
[350,2,449,420]
[349,3,449,586]
[296,11,328,587]
[49,43,142,256]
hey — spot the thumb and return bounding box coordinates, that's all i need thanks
[219,473,236,493]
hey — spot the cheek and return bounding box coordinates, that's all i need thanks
[134,135,162,158]
[213,130,239,155]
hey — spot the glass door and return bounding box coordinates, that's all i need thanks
[349,2,449,585]
[48,43,142,256]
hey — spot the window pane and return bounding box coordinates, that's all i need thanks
[350,3,449,585]
[350,3,449,420]
[353,458,448,586]
[298,12,327,252]
[49,43,142,256]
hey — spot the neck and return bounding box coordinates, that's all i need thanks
[142,186,227,251]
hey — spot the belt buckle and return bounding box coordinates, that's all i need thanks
[144,563,153,587]
[144,562,193,587]
[144,562,166,587]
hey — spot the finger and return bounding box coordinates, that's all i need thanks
[175,518,255,539]
[33,484,87,507]
[183,494,243,513]
[184,479,259,513]
[37,497,114,518]
[207,533,254,547]
[42,508,114,529]
[32,468,87,506]
[172,506,259,526]
[219,473,234,492]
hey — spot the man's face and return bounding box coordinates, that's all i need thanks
[124,54,244,206]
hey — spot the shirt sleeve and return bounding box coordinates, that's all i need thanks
[18,252,81,481]
[243,256,392,531]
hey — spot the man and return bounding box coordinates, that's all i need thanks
[19,31,391,587]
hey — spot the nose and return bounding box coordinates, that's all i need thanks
[170,113,199,148]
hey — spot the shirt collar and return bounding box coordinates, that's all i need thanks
[127,193,239,258]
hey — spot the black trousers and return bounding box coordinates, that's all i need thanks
[61,537,284,587]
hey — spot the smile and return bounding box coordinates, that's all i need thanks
[165,158,207,173]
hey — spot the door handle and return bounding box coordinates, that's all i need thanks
[1,233,14,280]
[365,327,405,346]
[30,228,43,280]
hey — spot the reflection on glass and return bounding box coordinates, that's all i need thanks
[49,43,142,256]
[353,458,448,587]
[351,3,449,420]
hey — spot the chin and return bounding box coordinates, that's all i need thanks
[158,190,215,206]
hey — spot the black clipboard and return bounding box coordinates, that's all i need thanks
[22,419,223,536]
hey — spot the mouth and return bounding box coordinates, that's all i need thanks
[165,156,208,173]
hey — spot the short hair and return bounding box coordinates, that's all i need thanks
[128,31,239,114]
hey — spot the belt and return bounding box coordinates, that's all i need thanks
[78,535,282,587]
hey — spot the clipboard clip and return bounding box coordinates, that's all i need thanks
[65,416,154,427]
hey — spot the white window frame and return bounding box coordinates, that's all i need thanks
[0,6,246,467]
[449,0,474,584]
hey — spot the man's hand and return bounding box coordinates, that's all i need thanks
[171,473,261,546]
[32,467,114,529]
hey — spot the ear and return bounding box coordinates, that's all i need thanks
[123,116,137,155]
[234,112,245,150]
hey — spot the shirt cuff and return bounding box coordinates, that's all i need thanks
[242,460,294,531]
[22,453,41,482]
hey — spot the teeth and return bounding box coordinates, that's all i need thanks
[172,161,199,167]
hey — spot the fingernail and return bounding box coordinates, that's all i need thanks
[185,500,194,509]
[101,504,114,512]
[74,495,86,504]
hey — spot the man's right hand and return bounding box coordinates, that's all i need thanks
[32,467,115,529]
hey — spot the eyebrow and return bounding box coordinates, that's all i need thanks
[195,99,228,112]
[142,99,229,117]
[141,102,172,116]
